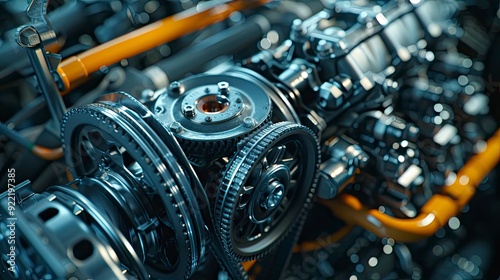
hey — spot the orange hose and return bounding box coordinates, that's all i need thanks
[326,129,500,242]
[32,145,64,160]
[293,225,353,253]
[57,0,269,93]
[242,260,257,272]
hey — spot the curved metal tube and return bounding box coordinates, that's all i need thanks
[324,129,500,242]
[57,0,269,92]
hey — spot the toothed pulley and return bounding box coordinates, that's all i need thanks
[154,73,272,156]
[214,121,320,260]
[61,92,205,279]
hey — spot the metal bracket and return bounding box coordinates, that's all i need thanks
[26,0,58,48]
[15,0,66,129]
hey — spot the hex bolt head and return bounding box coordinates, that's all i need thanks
[168,81,182,96]
[317,171,338,199]
[243,117,256,128]
[318,81,345,109]
[169,122,183,133]
[183,105,196,118]
[316,39,333,56]
[218,81,230,96]
[16,26,40,47]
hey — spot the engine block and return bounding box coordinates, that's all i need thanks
[0,0,499,279]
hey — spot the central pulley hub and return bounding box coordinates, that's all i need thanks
[180,81,244,124]
[251,164,291,223]
[260,180,285,210]
[154,73,273,157]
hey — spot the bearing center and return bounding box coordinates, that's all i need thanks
[250,164,291,223]
[196,95,230,114]
[260,180,285,210]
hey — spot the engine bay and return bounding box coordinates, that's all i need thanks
[0,0,499,279]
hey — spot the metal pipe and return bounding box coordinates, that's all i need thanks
[57,0,270,93]
[0,1,110,79]
[143,15,270,89]
[324,129,500,242]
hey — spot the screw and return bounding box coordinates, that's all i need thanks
[205,116,212,122]
[236,98,242,104]
[168,81,182,96]
[204,87,210,93]
[183,105,195,118]
[169,122,183,133]
[243,117,256,128]
[218,81,229,96]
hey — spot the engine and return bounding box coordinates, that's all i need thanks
[0,0,499,279]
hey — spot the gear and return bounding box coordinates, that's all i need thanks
[61,93,205,279]
[154,73,273,158]
[228,67,301,124]
[214,121,320,260]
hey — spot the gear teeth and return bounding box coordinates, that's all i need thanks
[214,121,321,261]
[178,109,273,161]
[179,137,238,156]
[61,103,200,279]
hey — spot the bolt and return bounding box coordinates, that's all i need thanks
[243,117,256,128]
[16,26,40,47]
[154,106,164,114]
[205,116,212,122]
[261,181,284,210]
[168,81,182,96]
[218,81,230,96]
[291,19,303,32]
[169,122,183,133]
[204,87,210,93]
[318,82,345,109]
[290,19,305,41]
[183,105,195,118]
[236,98,242,104]
[142,89,155,100]
[316,40,333,56]
[99,65,110,74]
[317,171,338,199]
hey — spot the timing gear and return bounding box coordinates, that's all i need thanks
[214,121,320,260]
[154,72,272,157]
[61,93,206,279]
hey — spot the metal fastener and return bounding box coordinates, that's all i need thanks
[218,81,230,96]
[183,105,195,118]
